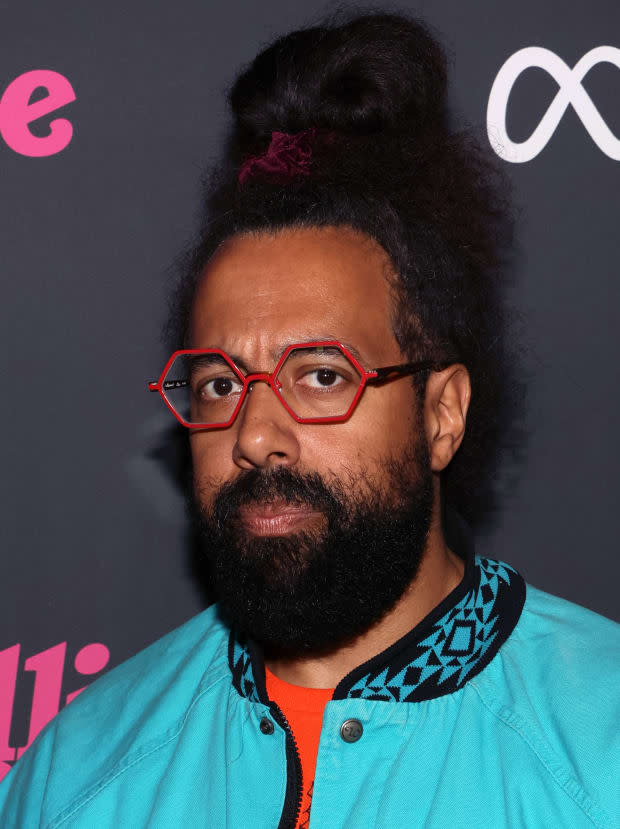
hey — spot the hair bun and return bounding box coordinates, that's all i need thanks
[230,14,447,146]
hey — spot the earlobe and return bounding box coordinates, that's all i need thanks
[425,364,471,472]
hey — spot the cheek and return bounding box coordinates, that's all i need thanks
[190,433,237,501]
[358,382,419,444]
[299,384,419,474]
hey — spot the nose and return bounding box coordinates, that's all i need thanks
[232,380,301,470]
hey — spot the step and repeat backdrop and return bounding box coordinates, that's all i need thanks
[1,0,618,781]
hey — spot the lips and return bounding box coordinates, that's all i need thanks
[238,501,322,535]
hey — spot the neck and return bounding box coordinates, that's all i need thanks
[264,499,465,689]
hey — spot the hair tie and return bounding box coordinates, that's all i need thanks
[238,128,317,184]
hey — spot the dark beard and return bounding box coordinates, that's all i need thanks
[190,440,433,657]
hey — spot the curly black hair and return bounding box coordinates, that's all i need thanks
[167,10,525,529]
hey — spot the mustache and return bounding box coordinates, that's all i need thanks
[205,466,346,530]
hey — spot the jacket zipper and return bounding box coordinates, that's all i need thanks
[269,701,303,829]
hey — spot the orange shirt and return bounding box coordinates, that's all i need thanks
[265,666,334,829]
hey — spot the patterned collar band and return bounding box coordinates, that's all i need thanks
[229,516,526,704]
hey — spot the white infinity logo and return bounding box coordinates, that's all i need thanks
[487,46,620,163]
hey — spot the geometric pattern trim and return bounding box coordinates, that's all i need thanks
[229,556,525,705]
[343,557,522,702]
[229,632,260,703]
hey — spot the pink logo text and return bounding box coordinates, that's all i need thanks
[0,70,76,157]
[0,641,110,782]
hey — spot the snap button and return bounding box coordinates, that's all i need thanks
[259,716,274,735]
[340,718,363,743]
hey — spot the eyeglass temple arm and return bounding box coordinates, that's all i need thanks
[367,360,451,383]
[148,380,190,392]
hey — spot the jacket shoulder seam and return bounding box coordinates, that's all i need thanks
[45,669,229,829]
[467,678,612,829]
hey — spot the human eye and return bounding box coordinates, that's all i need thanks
[280,347,361,399]
[299,366,349,390]
[195,373,244,400]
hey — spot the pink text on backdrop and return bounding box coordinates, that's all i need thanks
[0,70,76,157]
[0,642,110,782]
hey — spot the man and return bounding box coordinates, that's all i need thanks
[1,11,618,829]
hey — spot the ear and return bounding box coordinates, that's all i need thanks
[423,364,471,472]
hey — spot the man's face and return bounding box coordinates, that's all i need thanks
[189,226,434,655]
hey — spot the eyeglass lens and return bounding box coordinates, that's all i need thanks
[162,346,363,425]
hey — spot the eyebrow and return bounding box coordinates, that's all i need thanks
[187,353,231,371]
[197,337,366,372]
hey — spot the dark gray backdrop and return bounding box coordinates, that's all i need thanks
[1,0,618,780]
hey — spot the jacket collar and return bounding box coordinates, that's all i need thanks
[228,513,525,704]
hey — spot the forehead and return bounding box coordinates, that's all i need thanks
[189,226,401,362]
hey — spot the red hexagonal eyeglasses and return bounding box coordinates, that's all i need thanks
[148,341,452,429]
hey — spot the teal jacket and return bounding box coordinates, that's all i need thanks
[1,537,619,828]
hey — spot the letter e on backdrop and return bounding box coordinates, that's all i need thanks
[0,69,76,157]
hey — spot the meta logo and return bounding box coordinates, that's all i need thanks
[487,46,620,163]
[0,70,76,157]
[0,641,110,782]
